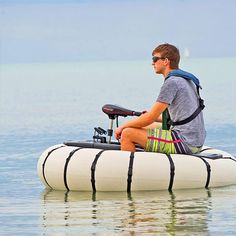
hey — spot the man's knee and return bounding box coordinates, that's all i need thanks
[120,128,148,149]
[121,128,134,142]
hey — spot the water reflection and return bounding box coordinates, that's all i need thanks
[40,189,212,235]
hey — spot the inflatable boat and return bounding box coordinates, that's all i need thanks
[37,105,236,192]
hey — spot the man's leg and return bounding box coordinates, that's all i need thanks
[143,122,162,129]
[120,128,148,152]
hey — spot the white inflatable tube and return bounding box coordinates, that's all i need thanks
[37,144,236,191]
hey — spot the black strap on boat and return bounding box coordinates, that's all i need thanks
[64,147,83,191]
[42,145,65,189]
[91,150,105,192]
[127,152,135,193]
[199,147,213,153]
[166,154,175,191]
[194,155,211,188]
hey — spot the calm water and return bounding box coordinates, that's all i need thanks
[0,58,236,235]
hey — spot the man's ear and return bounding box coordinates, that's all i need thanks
[163,58,170,67]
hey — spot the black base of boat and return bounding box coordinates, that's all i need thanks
[64,140,145,151]
[64,141,121,150]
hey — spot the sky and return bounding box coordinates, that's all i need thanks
[0,0,236,63]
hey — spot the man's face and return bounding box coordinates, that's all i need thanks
[152,53,166,74]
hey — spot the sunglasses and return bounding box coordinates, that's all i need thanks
[152,56,166,63]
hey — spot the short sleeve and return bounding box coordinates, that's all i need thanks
[156,78,178,105]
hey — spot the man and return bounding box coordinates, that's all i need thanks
[115,43,206,154]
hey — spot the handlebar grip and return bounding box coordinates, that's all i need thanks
[133,111,142,116]
[133,110,147,116]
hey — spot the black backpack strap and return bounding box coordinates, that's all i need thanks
[168,98,205,126]
[162,73,205,128]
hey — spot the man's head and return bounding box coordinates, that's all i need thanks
[152,43,180,70]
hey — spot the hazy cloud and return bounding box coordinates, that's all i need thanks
[0,0,236,63]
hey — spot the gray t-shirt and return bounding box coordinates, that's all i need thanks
[157,76,206,147]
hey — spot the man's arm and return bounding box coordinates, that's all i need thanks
[115,101,168,139]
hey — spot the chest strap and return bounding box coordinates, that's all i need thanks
[162,69,205,130]
[168,98,205,126]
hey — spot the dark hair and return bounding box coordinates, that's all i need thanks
[152,43,180,69]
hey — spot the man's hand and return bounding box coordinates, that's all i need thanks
[115,126,125,140]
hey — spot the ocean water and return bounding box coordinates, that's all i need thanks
[0,58,236,235]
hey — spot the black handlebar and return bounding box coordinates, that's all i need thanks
[102,104,143,119]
